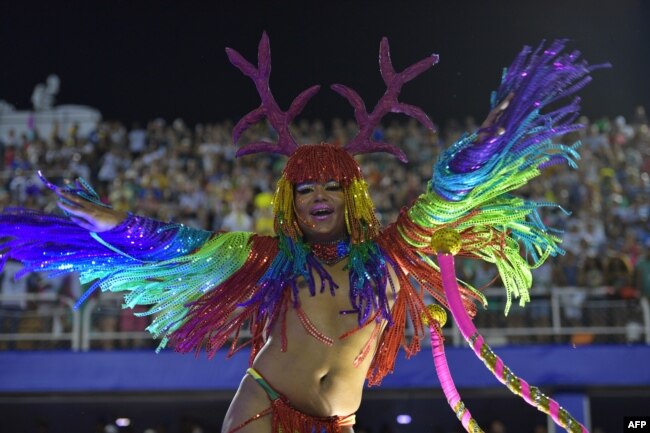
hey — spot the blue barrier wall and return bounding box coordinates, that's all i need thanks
[2,344,649,393]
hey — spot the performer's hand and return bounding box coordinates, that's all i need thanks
[476,92,514,143]
[56,190,127,232]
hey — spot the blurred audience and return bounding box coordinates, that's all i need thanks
[1,107,649,348]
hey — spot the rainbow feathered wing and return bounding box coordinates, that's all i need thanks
[374,39,608,432]
[0,212,259,351]
[397,39,608,314]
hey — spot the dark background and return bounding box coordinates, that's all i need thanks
[1,0,649,128]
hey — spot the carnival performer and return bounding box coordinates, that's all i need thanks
[0,34,607,433]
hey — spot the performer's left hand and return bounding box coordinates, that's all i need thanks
[56,190,127,232]
[476,92,514,143]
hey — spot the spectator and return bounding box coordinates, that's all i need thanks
[0,107,648,352]
[220,199,253,232]
[635,245,650,300]
[128,122,147,158]
[0,260,28,350]
[488,419,507,433]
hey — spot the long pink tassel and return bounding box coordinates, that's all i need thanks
[428,319,483,432]
[438,253,588,433]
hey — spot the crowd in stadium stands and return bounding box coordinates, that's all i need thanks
[1,106,649,350]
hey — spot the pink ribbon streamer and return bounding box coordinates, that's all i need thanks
[437,253,588,433]
[429,323,480,431]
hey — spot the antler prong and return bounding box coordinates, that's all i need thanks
[337,37,439,162]
[235,141,279,157]
[379,37,396,82]
[225,48,257,78]
[393,103,434,131]
[401,54,440,83]
[229,32,320,157]
[330,84,368,125]
[258,32,271,77]
[288,85,322,118]
[367,141,407,162]
[232,107,265,144]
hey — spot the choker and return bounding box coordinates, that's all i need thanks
[309,239,350,265]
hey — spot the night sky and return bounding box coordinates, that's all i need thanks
[1,0,649,128]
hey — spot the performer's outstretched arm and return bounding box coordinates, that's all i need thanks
[0,177,256,351]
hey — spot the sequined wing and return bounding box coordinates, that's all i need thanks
[0,210,254,350]
[367,40,607,388]
[392,40,609,313]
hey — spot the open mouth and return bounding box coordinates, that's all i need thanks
[310,206,334,218]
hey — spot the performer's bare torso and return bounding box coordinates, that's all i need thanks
[222,258,397,433]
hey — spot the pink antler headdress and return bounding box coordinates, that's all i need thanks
[228,33,439,162]
[227,32,321,158]
[333,37,438,162]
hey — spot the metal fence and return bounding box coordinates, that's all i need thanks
[0,292,80,350]
[1,286,649,351]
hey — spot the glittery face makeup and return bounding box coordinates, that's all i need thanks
[273,144,381,243]
[293,180,347,243]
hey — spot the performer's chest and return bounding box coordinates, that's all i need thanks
[293,260,399,334]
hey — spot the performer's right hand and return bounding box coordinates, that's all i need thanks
[57,190,127,232]
[475,92,514,144]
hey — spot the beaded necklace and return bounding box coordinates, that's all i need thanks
[309,239,350,265]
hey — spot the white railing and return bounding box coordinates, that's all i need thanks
[439,286,650,346]
[80,295,152,351]
[0,292,80,350]
[1,287,649,350]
